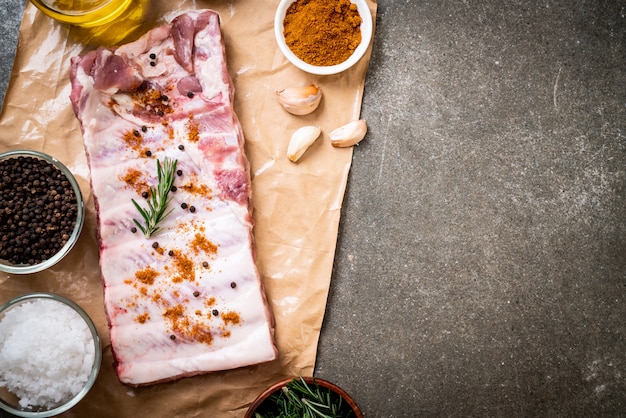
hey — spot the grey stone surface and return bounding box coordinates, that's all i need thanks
[0,1,23,106]
[0,1,624,417]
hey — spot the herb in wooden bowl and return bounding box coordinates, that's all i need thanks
[247,376,362,418]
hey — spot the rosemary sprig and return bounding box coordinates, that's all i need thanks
[254,376,353,418]
[132,157,178,238]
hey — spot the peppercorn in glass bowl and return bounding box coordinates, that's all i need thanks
[0,150,85,274]
[0,292,102,417]
[274,0,373,76]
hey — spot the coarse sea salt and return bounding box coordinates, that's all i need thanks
[0,298,95,409]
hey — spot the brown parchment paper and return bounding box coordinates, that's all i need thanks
[0,0,377,416]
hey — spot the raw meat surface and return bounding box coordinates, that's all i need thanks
[69,10,277,386]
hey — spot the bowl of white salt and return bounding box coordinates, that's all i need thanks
[0,293,101,417]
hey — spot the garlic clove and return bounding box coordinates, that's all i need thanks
[329,119,367,147]
[276,84,322,115]
[287,125,322,162]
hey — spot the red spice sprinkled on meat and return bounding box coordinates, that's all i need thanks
[180,182,212,199]
[122,129,144,151]
[120,168,149,195]
[135,267,159,285]
[173,253,195,282]
[221,311,241,325]
[186,116,200,142]
[190,323,214,344]
[131,86,174,118]
[163,305,186,332]
[165,124,175,140]
[135,312,150,324]
[163,304,214,345]
[163,304,184,319]
[191,233,218,255]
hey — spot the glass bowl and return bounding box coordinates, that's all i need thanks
[0,150,85,275]
[29,0,133,27]
[0,293,102,417]
[274,0,373,76]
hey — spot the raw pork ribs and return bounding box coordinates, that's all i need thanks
[70,10,277,386]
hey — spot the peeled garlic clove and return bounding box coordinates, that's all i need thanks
[276,84,322,115]
[329,119,367,147]
[288,125,322,162]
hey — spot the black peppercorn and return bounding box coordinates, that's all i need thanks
[141,125,148,132]
[193,291,200,297]
[0,155,78,265]
[187,92,194,98]
[131,227,137,233]
[145,150,152,157]
[230,282,237,289]
[170,186,177,192]
[150,61,156,67]
[168,250,174,256]
[176,169,183,176]
[189,206,196,213]
[178,145,185,151]
[149,53,156,59]
[142,191,149,199]
[212,309,219,316]
[202,261,209,268]
[133,130,140,137]
[170,334,176,340]
[181,203,188,209]
[152,242,159,249]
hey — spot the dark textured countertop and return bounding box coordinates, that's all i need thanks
[1,1,624,416]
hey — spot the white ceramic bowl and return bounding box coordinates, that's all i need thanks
[0,150,85,274]
[0,293,102,417]
[274,0,373,75]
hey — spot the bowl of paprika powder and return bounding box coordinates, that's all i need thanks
[274,0,373,76]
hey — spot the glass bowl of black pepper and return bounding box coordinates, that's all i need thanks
[0,150,85,274]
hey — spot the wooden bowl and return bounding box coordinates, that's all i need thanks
[245,376,363,417]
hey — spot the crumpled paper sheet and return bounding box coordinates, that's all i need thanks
[0,0,377,416]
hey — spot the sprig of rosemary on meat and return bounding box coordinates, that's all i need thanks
[132,157,178,238]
